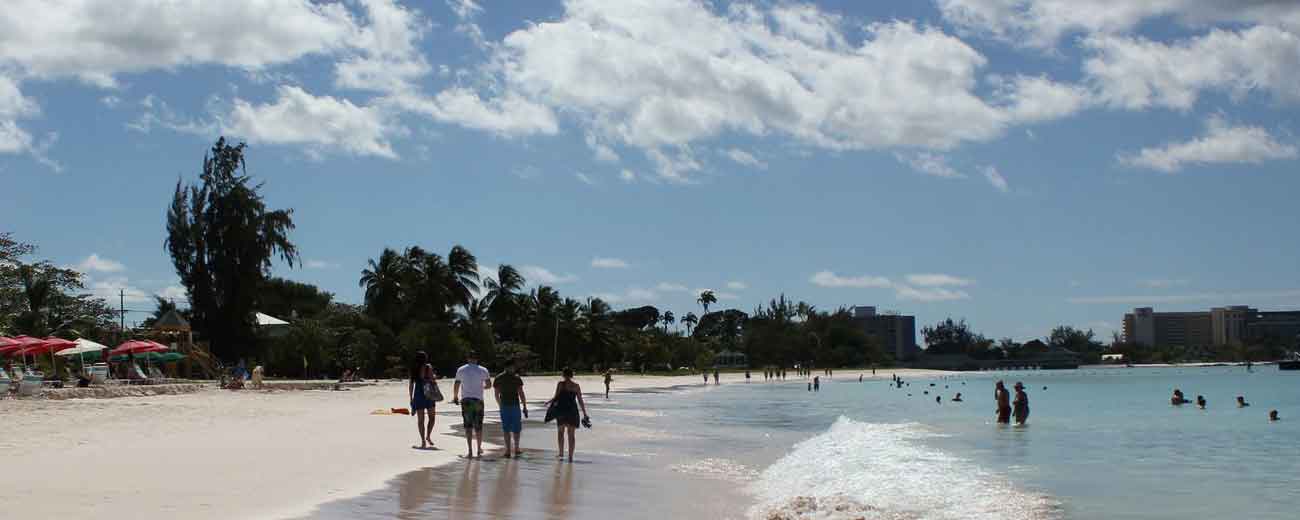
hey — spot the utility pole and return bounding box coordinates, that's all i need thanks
[119,289,126,343]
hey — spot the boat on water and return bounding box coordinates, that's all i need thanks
[1280,352,1300,371]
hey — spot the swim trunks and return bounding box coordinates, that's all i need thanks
[500,404,522,433]
[461,398,485,430]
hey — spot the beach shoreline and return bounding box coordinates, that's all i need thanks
[1,368,949,520]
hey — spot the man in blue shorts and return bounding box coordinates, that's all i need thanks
[493,359,528,458]
[453,351,491,458]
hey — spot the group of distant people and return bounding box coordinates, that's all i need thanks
[1170,388,1279,421]
[406,351,591,462]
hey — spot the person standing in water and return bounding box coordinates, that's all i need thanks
[1012,382,1030,425]
[1171,389,1189,405]
[452,351,491,458]
[703,372,709,384]
[713,368,720,385]
[994,381,1012,424]
[1196,395,1207,409]
[1237,396,1250,407]
[494,360,528,458]
[408,351,438,449]
[813,376,820,392]
[549,368,589,462]
[1269,410,1280,421]
[603,369,613,399]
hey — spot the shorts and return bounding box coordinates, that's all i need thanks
[461,398,485,430]
[500,405,522,433]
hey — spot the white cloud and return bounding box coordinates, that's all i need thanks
[447,0,483,20]
[0,74,37,155]
[904,274,974,287]
[0,0,362,87]
[127,94,215,135]
[894,152,963,178]
[993,74,1094,123]
[591,286,660,305]
[620,169,637,183]
[586,133,621,163]
[219,85,399,159]
[1068,288,1300,305]
[725,281,748,290]
[575,172,596,185]
[520,265,578,285]
[157,285,189,304]
[810,271,893,289]
[442,1,1081,182]
[722,148,767,169]
[304,259,338,269]
[100,96,121,108]
[656,282,690,292]
[1118,115,1297,173]
[937,0,1300,50]
[74,254,126,274]
[401,88,559,137]
[85,276,150,304]
[591,257,630,269]
[1084,26,1300,111]
[894,285,971,302]
[332,0,432,96]
[981,166,1009,192]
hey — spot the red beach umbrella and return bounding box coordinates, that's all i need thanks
[1,335,44,356]
[111,340,169,356]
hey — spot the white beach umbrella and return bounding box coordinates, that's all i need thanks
[58,338,111,371]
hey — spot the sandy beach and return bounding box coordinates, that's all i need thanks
[1,369,947,519]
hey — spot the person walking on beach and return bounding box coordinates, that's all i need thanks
[1012,382,1030,425]
[408,351,439,449]
[713,369,719,385]
[813,376,820,392]
[703,372,709,384]
[994,381,1012,424]
[603,369,613,399]
[494,360,528,459]
[548,368,589,462]
[452,351,491,458]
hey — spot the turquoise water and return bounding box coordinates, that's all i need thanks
[303,366,1299,519]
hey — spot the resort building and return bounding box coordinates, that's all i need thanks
[1123,306,1300,348]
[849,306,919,360]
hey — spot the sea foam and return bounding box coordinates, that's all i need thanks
[749,417,1059,520]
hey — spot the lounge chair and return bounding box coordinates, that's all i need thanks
[88,364,109,385]
[129,363,149,382]
[148,366,165,379]
[17,369,43,397]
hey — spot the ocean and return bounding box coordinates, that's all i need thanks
[299,366,1300,519]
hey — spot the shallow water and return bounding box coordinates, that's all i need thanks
[300,366,1300,519]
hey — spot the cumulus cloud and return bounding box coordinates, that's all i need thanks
[520,265,578,285]
[219,85,399,159]
[620,169,637,183]
[74,253,126,273]
[726,281,748,290]
[937,0,1300,49]
[656,282,690,292]
[1084,26,1300,111]
[575,172,597,185]
[894,152,963,178]
[591,257,630,269]
[0,74,37,155]
[436,0,1084,181]
[1118,115,1297,173]
[981,166,1009,192]
[810,271,893,289]
[592,286,660,305]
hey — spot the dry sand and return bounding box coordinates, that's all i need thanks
[0,369,947,519]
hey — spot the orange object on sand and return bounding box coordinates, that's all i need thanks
[391,407,410,415]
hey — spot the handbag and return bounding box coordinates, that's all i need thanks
[424,380,444,402]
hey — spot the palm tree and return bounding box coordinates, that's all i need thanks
[661,310,675,333]
[444,245,480,312]
[483,264,525,339]
[697,290,717,318]
[682,312,698,336]
[359,248,405,328]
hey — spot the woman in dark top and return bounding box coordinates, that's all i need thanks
[408,351,437,449]
[549,367,589,462]
[1013,382,1030,425]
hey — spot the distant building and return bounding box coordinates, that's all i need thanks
[849,306,918,360]
[1124,306,1300,348]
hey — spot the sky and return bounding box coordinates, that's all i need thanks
[3,0,1300,341]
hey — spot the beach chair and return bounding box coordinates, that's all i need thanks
[148,366,165,380]
[0,371,11,396]
[17,370,43,397]
[129,363,149,382]
[89,364,109,385]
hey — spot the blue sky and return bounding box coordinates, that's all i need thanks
[3,0,1300,341]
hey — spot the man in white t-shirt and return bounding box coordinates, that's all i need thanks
[453,351,491,458]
